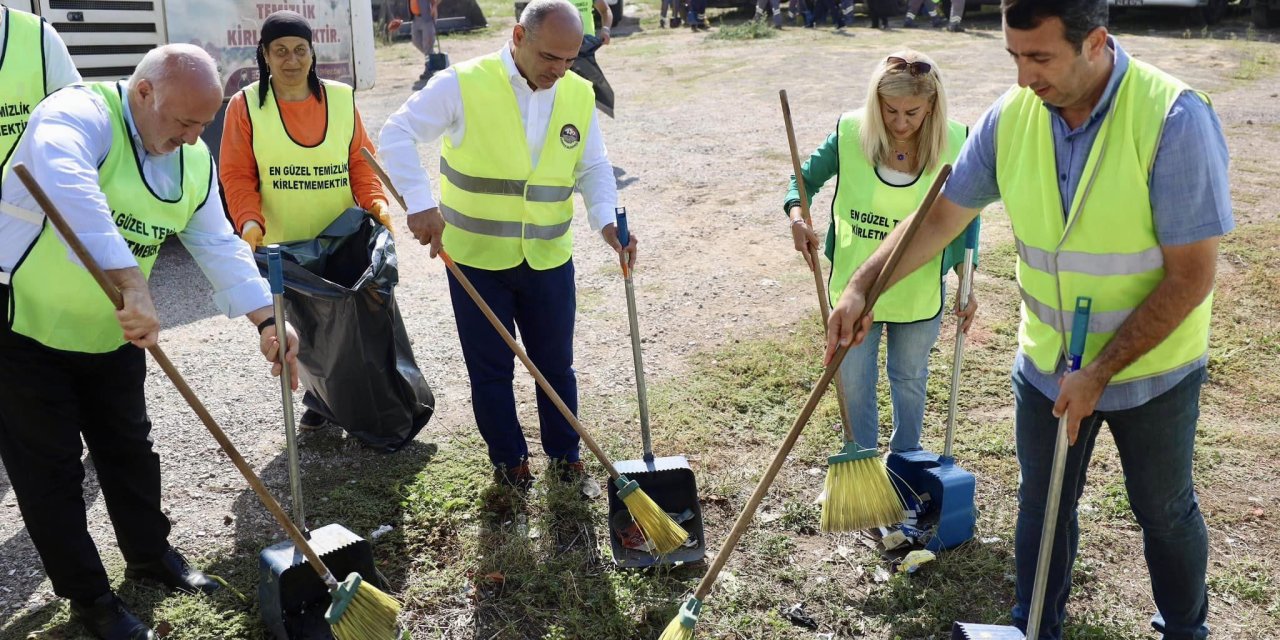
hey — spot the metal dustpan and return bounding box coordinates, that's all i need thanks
[953,297,1093,640]
[257,247,386,639]
[887,220,979,552]
[605,209,704,568]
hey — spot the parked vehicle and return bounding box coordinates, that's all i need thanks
[1107,0,1230,24]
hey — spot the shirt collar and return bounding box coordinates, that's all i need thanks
[1045,35,1129,127]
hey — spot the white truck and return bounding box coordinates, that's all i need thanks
[1,0,377,156]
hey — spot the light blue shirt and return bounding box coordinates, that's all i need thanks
[0,81,271,318]
[941,38,1234,411]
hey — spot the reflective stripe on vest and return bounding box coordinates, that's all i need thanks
[0,7,46,174]
[995,59,1214,382]
[828,111,967,322]
[244,79,357,244]
[5,82,211,353]
[439,52,593,271]
[570,0,597,36]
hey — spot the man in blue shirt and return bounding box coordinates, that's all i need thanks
[823,0,1231,637]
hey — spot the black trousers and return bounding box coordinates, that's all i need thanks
[0,285,170,602]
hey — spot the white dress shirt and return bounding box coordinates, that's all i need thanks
[0,82,271,318]
[378,43,618,232]
[0,8,82,94]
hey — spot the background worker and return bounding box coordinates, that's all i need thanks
[378,0,634,497]
[0,44,299,640]
[571,0,614,43]
[0,4,81,177]
[410,0,442,90]
[786,50,977,454]
[825,0,1232,637]
[219,10,388,432]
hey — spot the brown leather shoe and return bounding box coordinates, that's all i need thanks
[493,461,535,490]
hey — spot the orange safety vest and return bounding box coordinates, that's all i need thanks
[410,0,421,16]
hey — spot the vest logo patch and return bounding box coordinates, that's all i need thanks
[559,124,580,149]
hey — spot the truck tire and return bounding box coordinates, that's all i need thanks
[1255,0,1280,27]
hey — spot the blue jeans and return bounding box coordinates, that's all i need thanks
[446,260,580,469]
[837,311,943,452]
[1012,367,1209,640]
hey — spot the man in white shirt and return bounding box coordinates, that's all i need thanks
[0,44,299,640]
[379,0,634,498]
[0,4,81,176]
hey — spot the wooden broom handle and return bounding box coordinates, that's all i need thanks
[12,164,341,591]
[359,148,623,481]
[691,165,951,600]
[779,89,854,441]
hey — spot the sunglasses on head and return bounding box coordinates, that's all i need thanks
[886,56,933,76]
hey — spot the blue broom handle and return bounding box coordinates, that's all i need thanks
[1027,296,1092,640]
[268,247,305,530]
[943,218,979,459]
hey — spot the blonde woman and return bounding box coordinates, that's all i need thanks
[784,50,978,453]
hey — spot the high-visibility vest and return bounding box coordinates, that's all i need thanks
[570,0,597,35]
[439,52,593,271]
[411,0,422,16]
[4,82,211,353]
[995,58,1214,382]
[829,112,967,321]
[0,7,46,173]
[243,79,357,244]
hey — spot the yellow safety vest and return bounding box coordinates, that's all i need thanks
[570,0,597,35]
[439,53,593,271]
[243,79,357,244]
[4,82,211,353]
[0,7,46,172]
[829,112,967,321]
[995,59,1213,382]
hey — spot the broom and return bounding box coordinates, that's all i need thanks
[820,165,952,533]
[778,89,854,468]
[657,165,948,640]
[359,149,689,555]
[13,165,401,640]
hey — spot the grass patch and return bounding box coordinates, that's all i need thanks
[708,18,779,40]
[1210,560,1276,607]
[1232,47,1275,81]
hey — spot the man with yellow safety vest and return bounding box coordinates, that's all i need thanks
[0,4,80,182]
[570,0,614,43]
[824,0,1231,638]
[379,0,634,497]
[0,45,300,640]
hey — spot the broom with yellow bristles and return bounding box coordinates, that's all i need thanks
[657,166,949,640]
[360,149,689,555]
[12,164,402,639]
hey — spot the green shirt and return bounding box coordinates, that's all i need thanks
[783,131,977,273]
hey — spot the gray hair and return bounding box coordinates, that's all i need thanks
[131,43,221,90]
[519,0,582,35]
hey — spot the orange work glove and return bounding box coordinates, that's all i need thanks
[241,221,264,249]
[370,200,395,236]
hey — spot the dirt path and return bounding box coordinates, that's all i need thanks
[2,8,1278,637]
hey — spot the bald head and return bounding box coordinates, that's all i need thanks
[519,0,584,38]
[512,0,583,90]
[128,44,224,156]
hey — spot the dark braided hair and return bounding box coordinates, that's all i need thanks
[256,10,323,107]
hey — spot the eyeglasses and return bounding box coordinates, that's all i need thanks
[885,56,933,76]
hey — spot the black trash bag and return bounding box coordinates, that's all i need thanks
[572,34,614,118]
[255,208,434,452]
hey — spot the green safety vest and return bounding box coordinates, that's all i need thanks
[995,59,1213,382]
[243,79,357,244]
[4,82,211,353]
[570,0,596,36]
[829,113,967,322]
[0,7,46,172]
[439,52,593,271]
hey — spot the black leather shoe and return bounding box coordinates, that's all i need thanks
[125,548,220,595]
[70,593,158,640]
